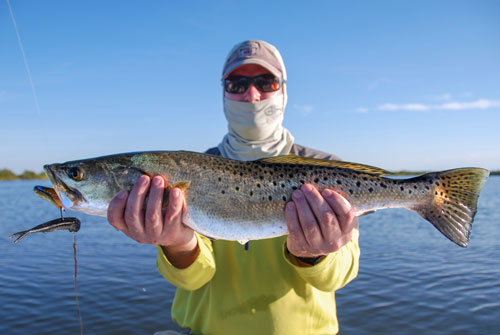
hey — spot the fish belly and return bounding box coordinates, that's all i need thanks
[184,207,288,242]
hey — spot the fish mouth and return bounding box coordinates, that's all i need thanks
[43,164,84,209]
[34,185,63,209]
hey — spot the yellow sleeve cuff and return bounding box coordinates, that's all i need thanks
[156,232,216,291]
[282,228,360,292]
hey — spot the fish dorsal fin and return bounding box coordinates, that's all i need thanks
[258,155,390,176]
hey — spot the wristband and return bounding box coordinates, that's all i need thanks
[295,255,325,266]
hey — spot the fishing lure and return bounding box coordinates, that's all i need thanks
[9,217,81,244]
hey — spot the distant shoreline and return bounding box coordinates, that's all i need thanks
[0,169,47,181]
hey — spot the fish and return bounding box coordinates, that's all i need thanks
[9,217,81,244]
[38,150,489,247]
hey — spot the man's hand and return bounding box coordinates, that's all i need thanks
[107,175,198,268]
[285,184,358,259]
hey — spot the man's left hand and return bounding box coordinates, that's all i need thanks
[285,184,358,258]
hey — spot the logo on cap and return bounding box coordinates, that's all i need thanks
[238,43,259,59]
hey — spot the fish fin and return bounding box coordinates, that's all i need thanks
[358,209,376,217]
[258,155,390,175]
[166,181,191,193]
[412,168,489,248]
[160,181,192,211]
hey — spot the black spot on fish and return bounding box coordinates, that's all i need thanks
[289,174,294,178]
[218,177,222,182]
[336,180,342,185]
[282,196,287,201]
[323,177,328,181]
[435,182,440,186]
[314,178,320,183]
[413,185,417,189]
[409,190,412,194]
[257,183,261,188]
[356,181,361,187]
[281,183,285,188]
[268,196,272,201]
[273,181,277,186]
[368,188,373,193]
[349,189,353,194]
[300,180,305,184]
[292,186,298,190]
[221,190,225,194]
[236,186,240,191]
[380,183,387,188]
[302,172,307,177]
[425,186,430,190]
[400,186,404,191]
[362,177,368,181]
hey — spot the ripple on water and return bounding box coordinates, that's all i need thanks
[2,179,500,334]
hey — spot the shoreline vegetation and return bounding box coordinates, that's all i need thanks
[0,169,47,181]
[1,168,498,181]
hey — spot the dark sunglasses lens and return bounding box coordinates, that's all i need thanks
[254,76,280,92]
[225,77,249,94]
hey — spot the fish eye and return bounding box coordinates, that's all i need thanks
[68,167,84,181]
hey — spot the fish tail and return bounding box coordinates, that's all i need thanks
[413,168,489,247]
[9,231,30,244]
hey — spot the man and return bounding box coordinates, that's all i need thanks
[107,40,360,334]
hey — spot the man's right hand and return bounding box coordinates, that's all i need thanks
[107,175,198,268]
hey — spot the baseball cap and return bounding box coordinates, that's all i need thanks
[222,40,286,80]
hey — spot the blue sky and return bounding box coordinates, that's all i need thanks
[1,0,499,173]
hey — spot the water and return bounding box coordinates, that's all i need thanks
[0,178,499,334]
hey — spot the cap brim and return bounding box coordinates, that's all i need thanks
[222,59,282,79]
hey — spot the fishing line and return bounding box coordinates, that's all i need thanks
[73,232,84,335]
[6,0,41,115]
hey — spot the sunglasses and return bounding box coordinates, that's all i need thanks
[223,74,284,94]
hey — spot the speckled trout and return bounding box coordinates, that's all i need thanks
[39,151,488,247]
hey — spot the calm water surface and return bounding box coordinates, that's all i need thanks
[0,178,499,334]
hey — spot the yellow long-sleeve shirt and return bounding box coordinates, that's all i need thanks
[156,228,360,335]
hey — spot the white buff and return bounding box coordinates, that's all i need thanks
[218,93,294,161]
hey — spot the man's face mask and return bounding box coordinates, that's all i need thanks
[223,93,285,141]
